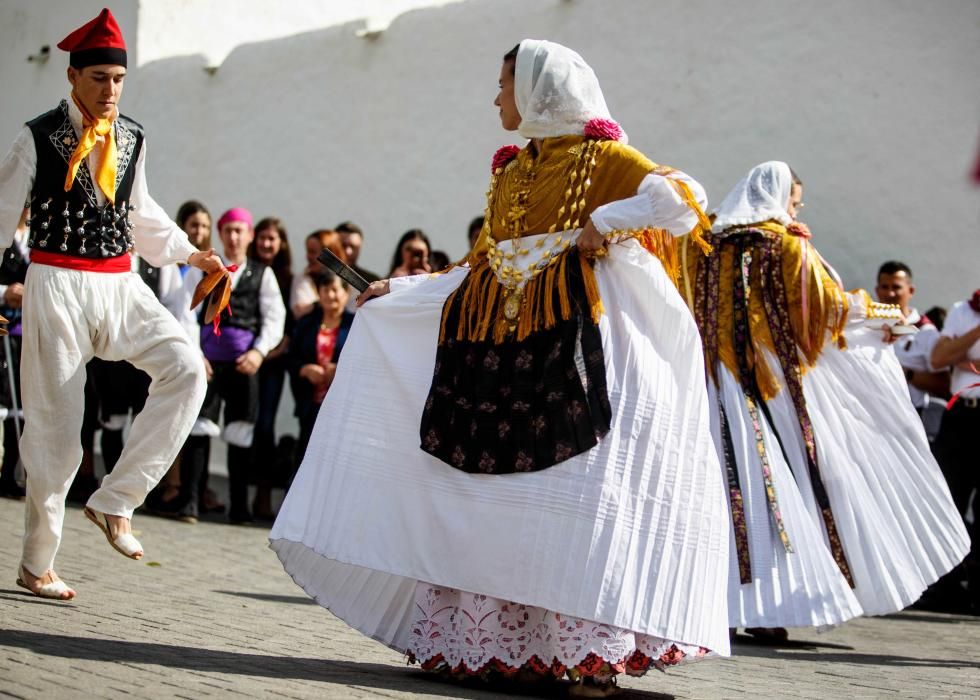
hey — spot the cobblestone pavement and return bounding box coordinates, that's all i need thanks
[1,497,978,699]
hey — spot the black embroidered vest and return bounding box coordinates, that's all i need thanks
[199,258,264,334]
[24,100,143,259]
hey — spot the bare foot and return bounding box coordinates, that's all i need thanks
[18,566,76,600]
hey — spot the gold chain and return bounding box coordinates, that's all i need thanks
[485,141,599,291]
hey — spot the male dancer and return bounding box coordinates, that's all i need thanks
[0,8,223,599]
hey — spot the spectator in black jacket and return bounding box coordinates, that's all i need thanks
[289,270,354,473]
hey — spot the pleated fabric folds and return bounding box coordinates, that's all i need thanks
[270,234,732,656]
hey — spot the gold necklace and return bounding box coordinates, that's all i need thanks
[483,140,599,332]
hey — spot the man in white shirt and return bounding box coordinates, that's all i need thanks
[0,9,223,599]
[931,290,980,611]
[178,207,285,524]
[874,261,948,439]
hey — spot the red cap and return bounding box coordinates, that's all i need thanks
[57,8,127,68]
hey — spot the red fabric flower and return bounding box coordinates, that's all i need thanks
[491,145,521,173]
[787,221,812,239]
[583,118,623,141]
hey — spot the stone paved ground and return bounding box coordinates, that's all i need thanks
[1,496,978,699]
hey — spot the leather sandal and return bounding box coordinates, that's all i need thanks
[84,507,143,560]
[16,567,76,600]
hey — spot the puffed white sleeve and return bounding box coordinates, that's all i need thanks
[589,170,708,237]
[0,127,36,252]
[252,267,286,357]
[895,326,941,373]
[128,140,198,267]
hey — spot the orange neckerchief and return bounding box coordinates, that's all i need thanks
[65,92,117,203]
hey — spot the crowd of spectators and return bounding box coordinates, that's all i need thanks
[0,201,469,524]
[873,261,979,613]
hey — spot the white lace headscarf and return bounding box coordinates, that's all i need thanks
[711,161,795,233]
[514,39,624,142]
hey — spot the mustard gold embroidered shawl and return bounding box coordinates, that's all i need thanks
[450,135,709,344]
[678,221,849,400]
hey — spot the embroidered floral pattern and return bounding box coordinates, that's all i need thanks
[515,349,533,370]
[755,231,854,586]
[554,442,574,462]
[422,428,440,451]
[701,232,751,581]
[420,252,611,474]
[733,245,792,554]
[514,451,535,472]
[407,585,712,681]
[729,488,751,584]
[478,452,496,473]
[451,446,466,468]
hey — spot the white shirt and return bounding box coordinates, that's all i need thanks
[893,308,941,408]
[940,300,980,399]
[289,272,318,318]
[0,97,196,267]
[180,258,286,358]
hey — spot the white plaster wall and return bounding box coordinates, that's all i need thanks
[0,0,139,130]
[136,0,467,67]
[1,0,978,309]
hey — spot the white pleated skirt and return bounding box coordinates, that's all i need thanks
[710,366,863,629]
[269,235,732,660]
[761,328,969,616]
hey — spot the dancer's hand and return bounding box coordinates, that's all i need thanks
[202,356,213,382]
[188,249,224,274]
[577,219,606,253]
[357,279,391,307]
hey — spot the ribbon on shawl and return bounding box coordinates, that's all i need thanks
[697,227,855,586]
[732,242,793,558]
[753,231,855,586]
[699,232,758,582]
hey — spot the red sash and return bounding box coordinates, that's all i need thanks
[31,251,131,273]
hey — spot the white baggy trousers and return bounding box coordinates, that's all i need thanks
[19,263,206,575]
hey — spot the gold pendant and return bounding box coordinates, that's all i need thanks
[503,287,524,323]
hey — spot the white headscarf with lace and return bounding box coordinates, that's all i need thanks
[711,161,795,233]
[514,39,624,142]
